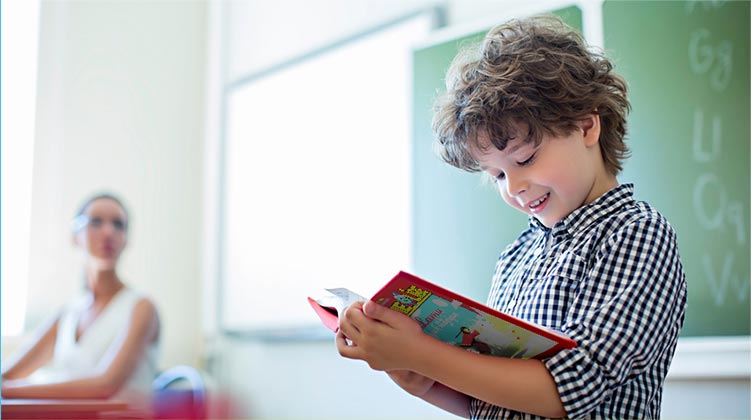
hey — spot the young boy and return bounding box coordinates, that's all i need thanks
[337,15,687,419]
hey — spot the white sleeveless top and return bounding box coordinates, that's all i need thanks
[47,287,159,411]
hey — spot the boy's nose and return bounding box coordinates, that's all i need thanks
[505,174,528,197]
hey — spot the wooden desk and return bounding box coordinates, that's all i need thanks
[1,398,129,419]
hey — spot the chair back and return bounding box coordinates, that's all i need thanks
[152,365,206,419]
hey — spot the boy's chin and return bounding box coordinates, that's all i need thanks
[534,215,562,229]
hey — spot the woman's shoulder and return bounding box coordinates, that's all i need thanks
[120,288,160,342]
[105,288,159,330]
[117,287,157,308]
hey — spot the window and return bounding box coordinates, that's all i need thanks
[220,13,432,335]
[1,0,40,337]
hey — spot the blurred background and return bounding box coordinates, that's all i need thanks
[2,0,749,418]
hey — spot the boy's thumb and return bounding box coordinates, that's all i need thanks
[362,300,386,319]
[363,300,414,329]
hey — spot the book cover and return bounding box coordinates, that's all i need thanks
[308,271,576,360]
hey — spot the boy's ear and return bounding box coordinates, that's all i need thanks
[580,114,601,147]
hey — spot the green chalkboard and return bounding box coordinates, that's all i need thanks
[604,1,750,337]
[411,6,583,302]
[412,2,749,337]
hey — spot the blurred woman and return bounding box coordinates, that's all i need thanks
[2,193,160,412]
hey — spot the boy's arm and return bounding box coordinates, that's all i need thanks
[537,216,687,418]
[337,301,565,418]
[386,370,471,418]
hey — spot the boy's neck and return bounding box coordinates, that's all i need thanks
[584,172,619,207]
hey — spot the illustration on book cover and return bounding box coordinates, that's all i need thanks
[376,284,531,358]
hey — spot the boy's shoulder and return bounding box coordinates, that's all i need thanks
[519,187,675,249]
[579,195,680,264]
[499,185,679,261]
[571,183,675,238]
[598,197,676,237]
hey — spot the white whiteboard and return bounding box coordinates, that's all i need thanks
[220,14,433,335]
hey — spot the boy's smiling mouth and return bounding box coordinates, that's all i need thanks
[527,193,550,212]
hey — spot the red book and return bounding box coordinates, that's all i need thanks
[308,271,576,359]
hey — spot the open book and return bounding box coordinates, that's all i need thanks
[308,271,576,359]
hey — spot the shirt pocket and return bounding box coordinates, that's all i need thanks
[548,250,588,281]
[517,251,587,329]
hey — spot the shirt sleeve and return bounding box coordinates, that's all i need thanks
[543,215,687,419]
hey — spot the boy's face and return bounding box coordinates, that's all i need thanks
[472,116,616,228]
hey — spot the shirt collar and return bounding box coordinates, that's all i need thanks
[528,183,635,240]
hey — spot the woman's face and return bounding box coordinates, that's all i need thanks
[75,198,128,270]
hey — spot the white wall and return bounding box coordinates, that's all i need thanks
[11,0,208,370]
[211,338,456,419]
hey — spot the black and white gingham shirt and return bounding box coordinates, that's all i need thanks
[470,184,687,420]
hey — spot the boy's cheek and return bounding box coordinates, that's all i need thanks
[501,193,524,213]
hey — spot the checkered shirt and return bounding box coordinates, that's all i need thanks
[470,184,687,420]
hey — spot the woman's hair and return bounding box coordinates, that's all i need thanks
[432,15,631,175]
[72,193,129,233]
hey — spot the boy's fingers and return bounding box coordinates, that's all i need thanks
[340,302,367,331]
[339,301,375,340]
[338,313,359,340]
[335,330,360,359]
[348,301,365,310]
[362,300,404,326]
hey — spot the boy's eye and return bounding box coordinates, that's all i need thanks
[88,217,103,228]
[495,171,506,181]
[112,219,126,231]
[518,152,536,166]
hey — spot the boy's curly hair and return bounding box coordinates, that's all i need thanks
[432,15,630,175]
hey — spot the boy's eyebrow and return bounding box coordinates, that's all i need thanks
[507,142,525,154]
[506,139,533,155]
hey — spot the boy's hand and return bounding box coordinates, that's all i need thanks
[336,300,424,371]
[386,370,435,397]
